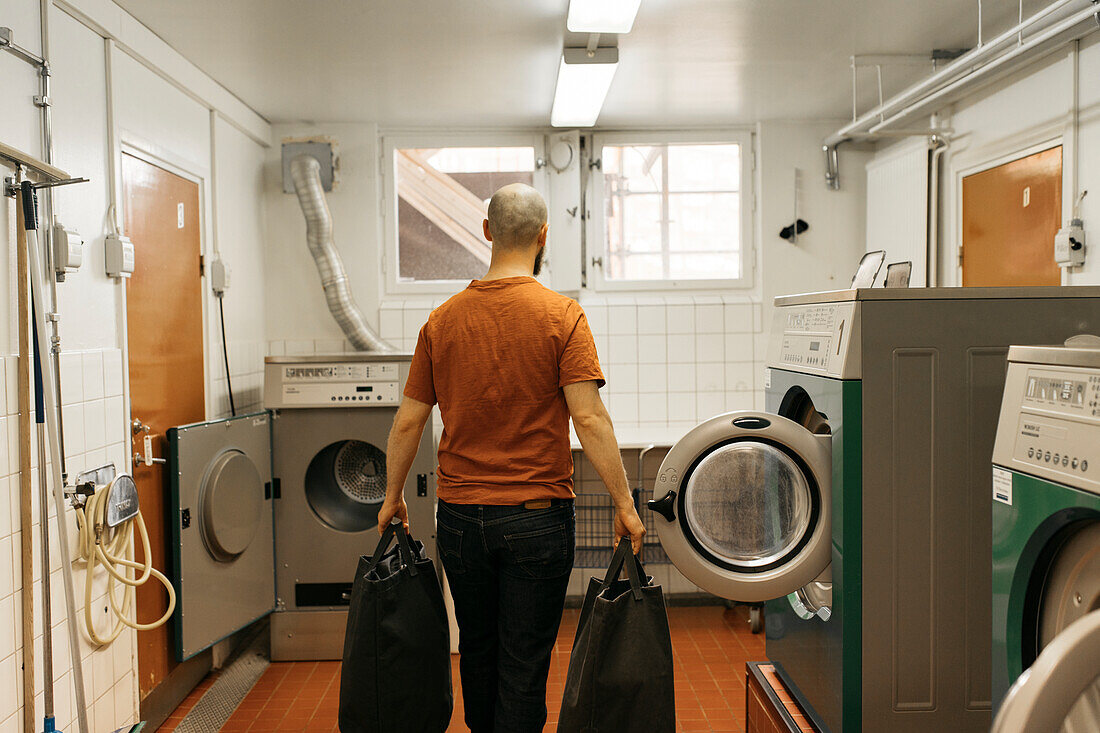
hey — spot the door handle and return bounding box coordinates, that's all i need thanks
[646,490,677,522]
[133,433,166,466]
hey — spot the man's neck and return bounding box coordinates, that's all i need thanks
[481,258,535,282]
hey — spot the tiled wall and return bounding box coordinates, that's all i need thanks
[375,292,768,428]
[212,340,267,419]
[0,348,138,733]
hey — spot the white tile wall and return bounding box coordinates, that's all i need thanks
[211,340,266,419]
[0,349,138,733]
[366,294,767,430]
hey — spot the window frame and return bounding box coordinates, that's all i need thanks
[380,130,550,296]
[587,129,754,292]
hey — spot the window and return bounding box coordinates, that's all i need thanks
[382,136,545,291]
[592,132,752,289]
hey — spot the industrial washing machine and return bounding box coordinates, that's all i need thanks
[990,337,1100,730]
[166,353,436,663]
[648,287,1100,733]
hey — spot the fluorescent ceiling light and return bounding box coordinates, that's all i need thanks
[567,0,642,33]
[551,48,619,127]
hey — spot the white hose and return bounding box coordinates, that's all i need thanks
[74,488,176,646]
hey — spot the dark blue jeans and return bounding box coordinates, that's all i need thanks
[437,499,575,733]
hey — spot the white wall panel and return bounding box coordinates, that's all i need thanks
[866,139,929,286]
[111,46,211,176]
[50,6,118,351]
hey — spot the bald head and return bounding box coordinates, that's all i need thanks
[486,183,548,250]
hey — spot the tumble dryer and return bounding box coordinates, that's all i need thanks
[991,338,1100,730]
[265,354,436,661]
[649,287,1100,732]
[166,353,436,663]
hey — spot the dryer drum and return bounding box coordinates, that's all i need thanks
[305,440,388,533]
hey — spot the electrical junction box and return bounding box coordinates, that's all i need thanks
[105,233,135,278]
[210,257,230,295]
[1054,219,1086,268]
[52,222,83,280]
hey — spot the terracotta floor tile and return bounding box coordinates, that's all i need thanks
[167,604,765,732]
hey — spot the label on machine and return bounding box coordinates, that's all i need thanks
[993,467,1013,505]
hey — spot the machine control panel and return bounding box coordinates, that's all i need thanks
[767,302,859,379]
[265,360,405,408]
[995,361,1100,495]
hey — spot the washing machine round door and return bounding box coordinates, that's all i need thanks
[648,411,832,603]
[993,610,1100,733]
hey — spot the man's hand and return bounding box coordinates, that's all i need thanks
[377,497,409,535]
[614,505,647,555]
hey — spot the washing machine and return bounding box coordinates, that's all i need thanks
[648,287,1100,732]
[990,338,1100,730]
[165,354,436,663]
[264,354,436,661]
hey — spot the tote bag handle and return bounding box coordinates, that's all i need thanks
[365,518,420,576]
[600,537,647,601]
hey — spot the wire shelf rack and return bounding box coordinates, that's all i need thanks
[574,491,669,569]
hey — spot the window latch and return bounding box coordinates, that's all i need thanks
[591,256,603,269]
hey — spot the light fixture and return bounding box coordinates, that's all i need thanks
[567,0,642,34]
[550,48,619,128]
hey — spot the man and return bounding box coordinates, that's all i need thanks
[378,182,646,732]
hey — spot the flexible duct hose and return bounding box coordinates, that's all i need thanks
[289,155,393,352]
[75,488,176,646]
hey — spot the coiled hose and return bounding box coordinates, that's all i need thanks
[74,486,176,646]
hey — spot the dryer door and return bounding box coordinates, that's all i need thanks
[168,412,275,660]
[648,412,832,603]
[993,610,1100,732]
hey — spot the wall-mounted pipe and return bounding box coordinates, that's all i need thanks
[824,0,1087,147]
[289,155,393,352]
[868,2,1100,135]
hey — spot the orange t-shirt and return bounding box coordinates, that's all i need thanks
[403,276,604,505]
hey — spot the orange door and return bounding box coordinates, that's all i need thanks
[122,152,206,698]
[961,146,1062,286]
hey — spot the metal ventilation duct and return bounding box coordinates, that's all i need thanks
[288,154,392,352]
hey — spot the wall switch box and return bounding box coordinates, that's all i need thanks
[1054,219,1086,268]
[52,222,83,280]
[105,233,135,278]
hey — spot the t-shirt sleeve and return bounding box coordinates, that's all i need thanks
[403,325,437,405]
[559,305,605,389]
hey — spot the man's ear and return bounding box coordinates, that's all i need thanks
[538,222,549,247]
[483,219,493,243]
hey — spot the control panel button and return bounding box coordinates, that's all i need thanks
[1028,447,1035,458]
[1083,460,1089,472]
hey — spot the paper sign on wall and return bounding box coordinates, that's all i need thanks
[993,467,1013,505]
[764,368,772,389]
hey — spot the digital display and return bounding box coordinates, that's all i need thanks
[809,341,820,352]
[356,385,373,392]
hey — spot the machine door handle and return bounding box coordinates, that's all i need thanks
[647,490,677,522]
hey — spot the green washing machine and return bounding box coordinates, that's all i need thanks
[649,287,1100,733]
[991,339,1100,731]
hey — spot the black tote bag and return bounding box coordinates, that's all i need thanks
[558,538,676,732]
[338,520,453,733]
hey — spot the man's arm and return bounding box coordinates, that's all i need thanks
[564,380,646,554]
[377,395,434,534]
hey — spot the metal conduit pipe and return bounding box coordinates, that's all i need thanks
[824,0,1086,147]
[868,1,1100,135]
[289,155,393,352]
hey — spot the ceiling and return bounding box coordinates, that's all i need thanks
[112,0,1047,128]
